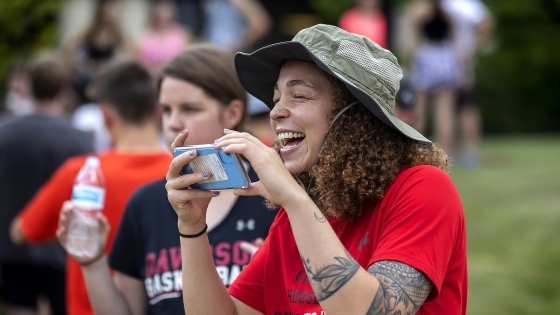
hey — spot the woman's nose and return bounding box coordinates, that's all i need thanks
[167,112,184,132]
[269,101,288,121]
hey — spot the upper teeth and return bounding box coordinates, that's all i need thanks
[278,132,305,140]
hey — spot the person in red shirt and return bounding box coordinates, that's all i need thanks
[338,0,388,48]
[166,24,467,315]
[10,61,171,315]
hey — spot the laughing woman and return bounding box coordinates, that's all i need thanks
[166,24,467,315]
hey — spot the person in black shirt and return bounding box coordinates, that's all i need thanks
[55,44,277,315]
[0,56,93,315]
[408,0,460,155]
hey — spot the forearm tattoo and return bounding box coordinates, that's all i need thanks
[314,211,326,223]
[301,250,360,301]
[366,261,433,315]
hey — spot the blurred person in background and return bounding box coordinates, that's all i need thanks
[245,96,275,147]
[0,56,94,315]
[408,0,460,155]
[2,62,34,120]
[442,0,493,168]
[71,101,113,152]
[394,73,417,126]
[338,0,388,49]
[63,0,136,105]
[55,44,277,315]
[139,0,192,75]
[202,0,272,52]
[10,61,171,315]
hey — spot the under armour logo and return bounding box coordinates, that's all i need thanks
[236,219,255,231]
[358,231,370,251]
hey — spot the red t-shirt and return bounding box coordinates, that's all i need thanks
[19,150,172,315]
[338,8,388,49]
[229,165,467,315]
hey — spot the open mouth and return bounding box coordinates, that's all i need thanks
[278,132,306,149]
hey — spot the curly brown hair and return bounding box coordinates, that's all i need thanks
[271,78,449,221]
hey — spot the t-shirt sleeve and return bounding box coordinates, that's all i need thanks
[368,166,464,299]
[19,159,81,242]
[108,190,142,279]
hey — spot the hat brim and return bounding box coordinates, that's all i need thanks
[234,41,430,142]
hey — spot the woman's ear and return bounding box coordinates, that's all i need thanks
[223,99,244,129]
[99,103,115,131]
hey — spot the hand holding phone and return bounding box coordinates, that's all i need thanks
[173,145,250,190]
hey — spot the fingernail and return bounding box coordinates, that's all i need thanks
[212,190,220,195]
[221,146,227,151]
[188,150,194,156]
[213,138,220,144]
[202,172,209,177]
[180,129,186,134]
[224,128,230,132]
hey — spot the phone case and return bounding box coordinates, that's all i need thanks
[173,145,251,190]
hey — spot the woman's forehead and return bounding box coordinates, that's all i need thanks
[277,60,330,88]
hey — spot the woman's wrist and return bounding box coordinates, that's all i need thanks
[79,253,106,268]
[281,188,313,212]
[178,220,207,236]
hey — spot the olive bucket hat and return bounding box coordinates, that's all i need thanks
[234,24,430,142]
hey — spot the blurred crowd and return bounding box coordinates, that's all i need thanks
[0,0,492,315]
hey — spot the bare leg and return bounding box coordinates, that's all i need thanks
[433,88,456,155]
[459,104,481,167]
[414,91,429,134]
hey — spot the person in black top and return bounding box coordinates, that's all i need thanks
[55,44,277,315]
[408,0,460,155]
[0,56,93,315]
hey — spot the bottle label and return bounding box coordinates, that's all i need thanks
[72,184,105,210]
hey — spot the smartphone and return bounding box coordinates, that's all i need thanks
[173,145,250,190]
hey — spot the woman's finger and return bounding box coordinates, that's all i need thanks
[170,129,189,151]
[233,182,261,197]
[217,130,270,150]
[168,187,219,205]
[166,149,200,181]
[166,170,212,190]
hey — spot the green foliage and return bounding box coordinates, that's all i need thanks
[477,0,560,133]
[309,0,354,23]
[0,0,62,95]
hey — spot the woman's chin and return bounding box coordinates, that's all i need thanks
[284,159,313,175]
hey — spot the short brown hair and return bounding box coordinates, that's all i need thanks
[92,61,156,125]
[29,56,69,101]
[158,44,248,129]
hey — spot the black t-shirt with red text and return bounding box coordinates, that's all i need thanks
[109,168,277,314]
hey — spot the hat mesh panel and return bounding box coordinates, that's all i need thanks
[335,40,403,94]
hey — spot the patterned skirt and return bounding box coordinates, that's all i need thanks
[411,41,461,92]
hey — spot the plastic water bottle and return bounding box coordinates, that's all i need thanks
[66,156,106,257]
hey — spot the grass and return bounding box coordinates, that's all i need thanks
[450,135,560,315]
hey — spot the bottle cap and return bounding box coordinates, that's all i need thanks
[85,156,100,168]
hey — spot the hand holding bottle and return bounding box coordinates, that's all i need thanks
[57,201,110,265]
[65,156,106,259]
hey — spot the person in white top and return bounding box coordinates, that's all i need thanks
[442,0,494,168]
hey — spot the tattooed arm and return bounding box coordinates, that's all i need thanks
[284,196,433,315]
[366,261,433,314]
